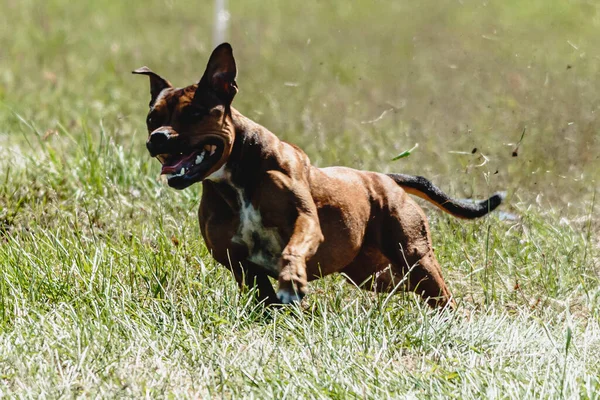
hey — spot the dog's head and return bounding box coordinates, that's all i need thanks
[133,43,238,189]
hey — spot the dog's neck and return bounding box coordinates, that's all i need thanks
[206,108,279,200]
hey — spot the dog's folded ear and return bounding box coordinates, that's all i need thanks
[132,67,172,107]
[198,42,238,104]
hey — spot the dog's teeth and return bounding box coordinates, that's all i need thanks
[167,168,186,179]
[210,145,216,156]
[195,153,205,165]
[204,144,211,152]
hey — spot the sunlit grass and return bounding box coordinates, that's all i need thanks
[0,0,599,397]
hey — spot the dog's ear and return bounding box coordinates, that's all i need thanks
[198,43,238,103]
[132,67,172,107]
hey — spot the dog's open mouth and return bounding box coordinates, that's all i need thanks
[157,139,225,189]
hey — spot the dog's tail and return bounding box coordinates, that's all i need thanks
[387,173,505,219]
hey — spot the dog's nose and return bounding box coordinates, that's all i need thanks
[146,130,170,154]
[149,130,170,144]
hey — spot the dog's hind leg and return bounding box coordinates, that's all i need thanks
[399,250,455,309]
[342,248,453,309]
[381,197,456,309]
[342,248,402,293]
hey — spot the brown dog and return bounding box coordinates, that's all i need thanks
[133,43,504,308]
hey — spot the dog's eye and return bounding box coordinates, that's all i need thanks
[146,113,156,125]
[146,113,161,131]
[181,106,207,123]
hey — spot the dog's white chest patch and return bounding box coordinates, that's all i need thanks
[232,193,282,273]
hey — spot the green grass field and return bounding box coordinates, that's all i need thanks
[1,0,599,398]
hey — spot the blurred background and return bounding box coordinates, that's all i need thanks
[1,0,599,207]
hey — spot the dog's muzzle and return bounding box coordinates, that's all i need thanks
[146,130,175,156]
[146,128,227,190]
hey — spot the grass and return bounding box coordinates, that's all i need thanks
[0,0,599,398]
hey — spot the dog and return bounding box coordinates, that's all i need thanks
[133,43,504,308]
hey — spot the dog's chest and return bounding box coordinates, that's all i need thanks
[232,191,282,273]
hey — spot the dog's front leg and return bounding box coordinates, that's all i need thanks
[262,171,324,304]
[277,213,323,304]
[237,263,280,306]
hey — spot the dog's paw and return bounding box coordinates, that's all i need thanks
[276,289,304,305]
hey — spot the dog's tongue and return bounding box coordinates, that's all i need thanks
[161,152,196,174]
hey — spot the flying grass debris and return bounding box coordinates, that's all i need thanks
[391,143,419,161]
